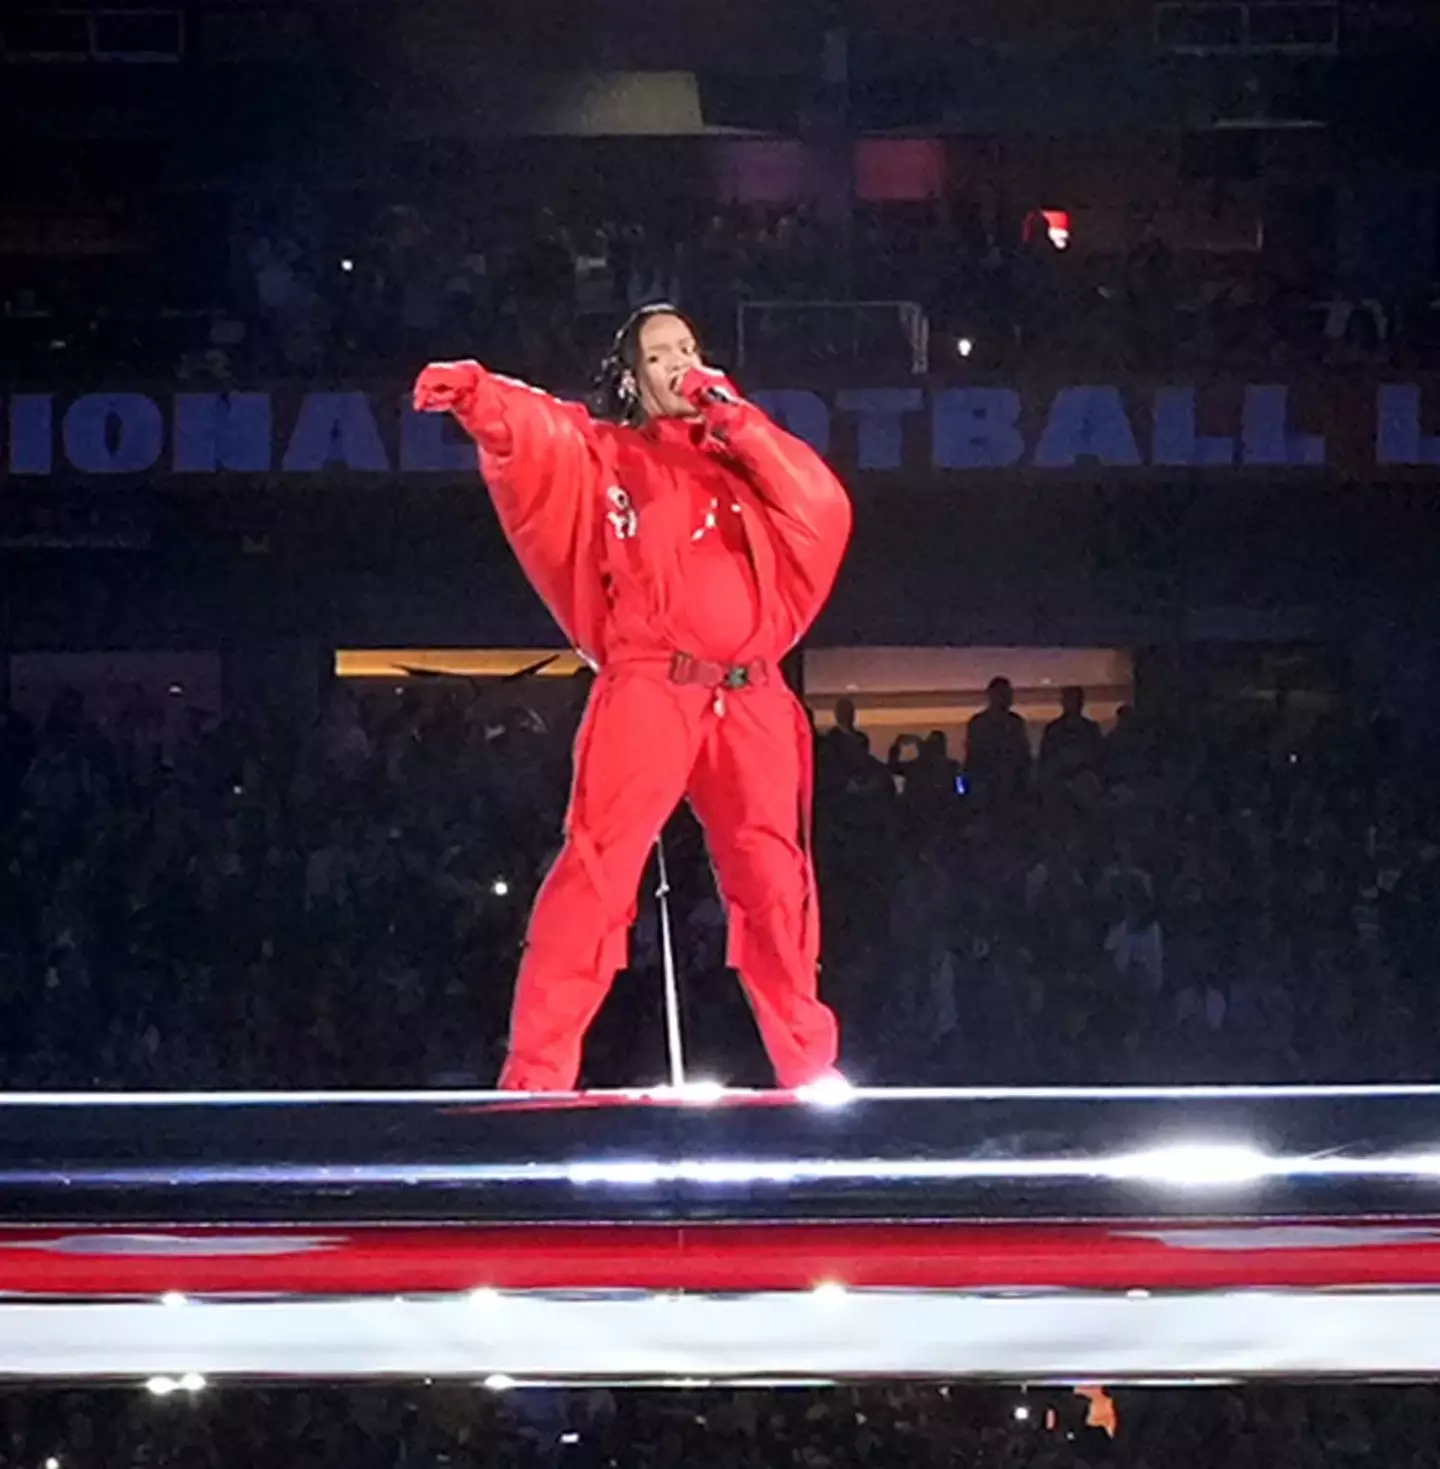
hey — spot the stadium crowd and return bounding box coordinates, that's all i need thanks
[6,189,1434,385]
[0,664,1430,1091]
[1,1380,1438,1469]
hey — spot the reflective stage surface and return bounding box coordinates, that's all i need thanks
[4,1084,1440,1381]
[5,1083,1440,1224]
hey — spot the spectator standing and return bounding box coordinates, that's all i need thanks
[825,696,870,756]
[1040,686,1105,782]
[965,677,1032,808]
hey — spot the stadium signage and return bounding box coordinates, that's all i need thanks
[2,382,1440,479]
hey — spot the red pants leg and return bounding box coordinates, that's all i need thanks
[687,684,840,1089]
[498,670,706,1091]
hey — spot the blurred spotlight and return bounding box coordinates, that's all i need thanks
[675,1079,724,1104]
[1014,1406,1031,1422]
[956,337,974,358]
[145,1372,205,1397]
[1112,1142,1269,1186]
[46,1457,61,1469]
[161,1291,188,1308]
[340,258,355,273]
[484,1374,516,1392]
[491,878,511,897]
[797,1075,854,1108]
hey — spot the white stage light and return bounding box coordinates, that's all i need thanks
[797,1076,855,1109]
[1111,1144,1270,1187]
[676,1081,724,1105]
[568,1160,665,1186]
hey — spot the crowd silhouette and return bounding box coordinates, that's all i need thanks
[6,190,1433,385]
[0,1380,1437,1469]
[0,666,1431,1091]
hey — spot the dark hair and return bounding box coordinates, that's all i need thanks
[592,302,699,426]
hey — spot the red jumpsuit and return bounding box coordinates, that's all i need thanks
[421,362,852,1091]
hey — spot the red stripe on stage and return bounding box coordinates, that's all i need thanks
[3,1222,1440,1296]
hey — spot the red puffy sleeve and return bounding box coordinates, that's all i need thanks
[712,402,853,644]
[439,363,610,664]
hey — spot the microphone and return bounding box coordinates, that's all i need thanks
[675,367,741,409]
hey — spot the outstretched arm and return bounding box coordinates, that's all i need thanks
[414,360,608,655]
[677,366,852,636]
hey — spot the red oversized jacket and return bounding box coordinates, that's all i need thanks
[446,367,851,668]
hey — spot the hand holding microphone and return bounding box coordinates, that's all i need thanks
[674,364,746,428]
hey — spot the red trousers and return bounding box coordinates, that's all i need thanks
[498,662,839,1091]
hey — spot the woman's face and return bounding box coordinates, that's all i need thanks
[632,312,701,420]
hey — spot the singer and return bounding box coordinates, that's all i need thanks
[413,305,852,1092]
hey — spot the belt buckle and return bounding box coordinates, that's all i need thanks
[723,665,751,691]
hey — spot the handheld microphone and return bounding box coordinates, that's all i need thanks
[675,367,741,409]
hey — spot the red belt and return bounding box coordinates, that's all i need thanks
[668,653,770,691]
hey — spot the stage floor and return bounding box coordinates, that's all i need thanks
[2,1084,1440,1382]
[1,1081,1439,1223]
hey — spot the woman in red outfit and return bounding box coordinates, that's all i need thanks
[413,305,851,1091]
